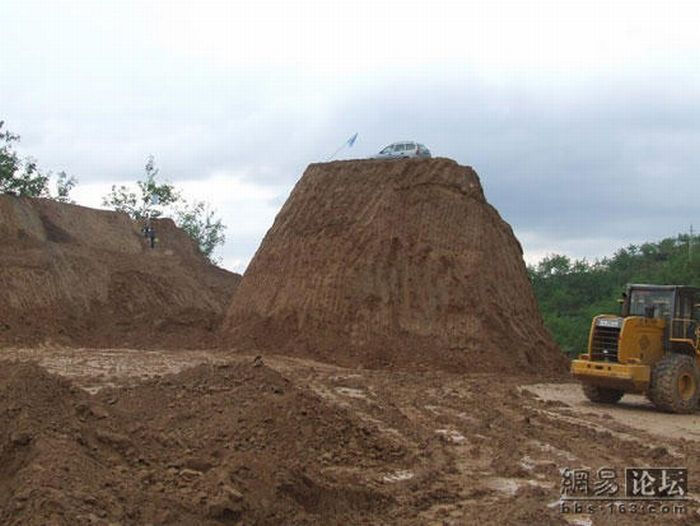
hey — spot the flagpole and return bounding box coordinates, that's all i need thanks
[326,133,358,161]
[326,143,347,161]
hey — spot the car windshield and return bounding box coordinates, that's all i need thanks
[628,289,674,318]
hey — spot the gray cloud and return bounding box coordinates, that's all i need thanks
[3,1,700,271]
[325,77,700,260]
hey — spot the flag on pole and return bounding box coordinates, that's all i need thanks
[326,132,360,161]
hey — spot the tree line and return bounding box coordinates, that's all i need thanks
[0,121,225,263]
[529,235,700,356]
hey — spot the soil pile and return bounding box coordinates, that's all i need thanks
[222,158,565,374]
[3,352,696,525]
[0,196,240,348]
[0,359,405,525]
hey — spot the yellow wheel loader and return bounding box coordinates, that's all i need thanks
[571,284,700,413]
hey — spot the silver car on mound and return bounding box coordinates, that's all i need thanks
[372,141,431,159]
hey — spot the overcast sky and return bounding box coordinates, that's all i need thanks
[2,0,699,272]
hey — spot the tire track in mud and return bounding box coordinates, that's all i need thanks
[3,349,699,524]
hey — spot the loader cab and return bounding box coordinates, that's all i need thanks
[622,285,674,319]
[622,284,700,352]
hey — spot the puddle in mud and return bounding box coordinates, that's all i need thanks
[435,428,467,443]
[526,439,578,462]
[485,476,553,496]
[382,470,415,483]
[335,387,369,399]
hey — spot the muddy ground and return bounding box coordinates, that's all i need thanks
[2,347,699,525]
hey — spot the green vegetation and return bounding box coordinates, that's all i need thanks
[174,200,227,263]
[102,156,226,264]
[102,156,180,221]
[529,234,700,356]
[55,171,78,203]
[0,120,75,200]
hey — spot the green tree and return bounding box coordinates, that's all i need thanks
[102,156,227,263]
[175,201,226,263]
[531,229,700,357]
[54,171,78,203]
[0,121,50,197]
[0,121,79,201]
[102,155,180,220]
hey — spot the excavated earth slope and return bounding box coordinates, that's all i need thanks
[0,196,240,348]
[222,158,566,374]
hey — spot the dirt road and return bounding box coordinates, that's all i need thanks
[527,383,700,443]
[2,346,699,525]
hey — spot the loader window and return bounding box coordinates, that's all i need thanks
[628,290,673,319]
[672,291,699,341]
[676,294,693,319]
[689,292,700,321]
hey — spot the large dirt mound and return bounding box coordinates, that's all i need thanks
[222,158,566,374]
[0,360,404,525]
[0,196,239,348]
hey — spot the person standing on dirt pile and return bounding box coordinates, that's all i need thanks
[142,220,156,249]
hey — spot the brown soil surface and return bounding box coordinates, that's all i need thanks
[222,158,566,375]
[5,160,691,525]
[0,196,240,349]
[2,348,698,525]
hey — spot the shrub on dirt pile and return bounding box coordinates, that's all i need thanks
[0,121,77,201]
[102,155,226,263]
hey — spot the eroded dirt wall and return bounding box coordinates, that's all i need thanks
[222,158,565,374]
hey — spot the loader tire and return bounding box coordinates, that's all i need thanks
[648,354,699,414]
[582,383,624,404]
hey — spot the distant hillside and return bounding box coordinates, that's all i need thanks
[529,234,700,356]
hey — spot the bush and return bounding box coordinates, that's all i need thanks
[102,156,226,263]
[0,121,77,201]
